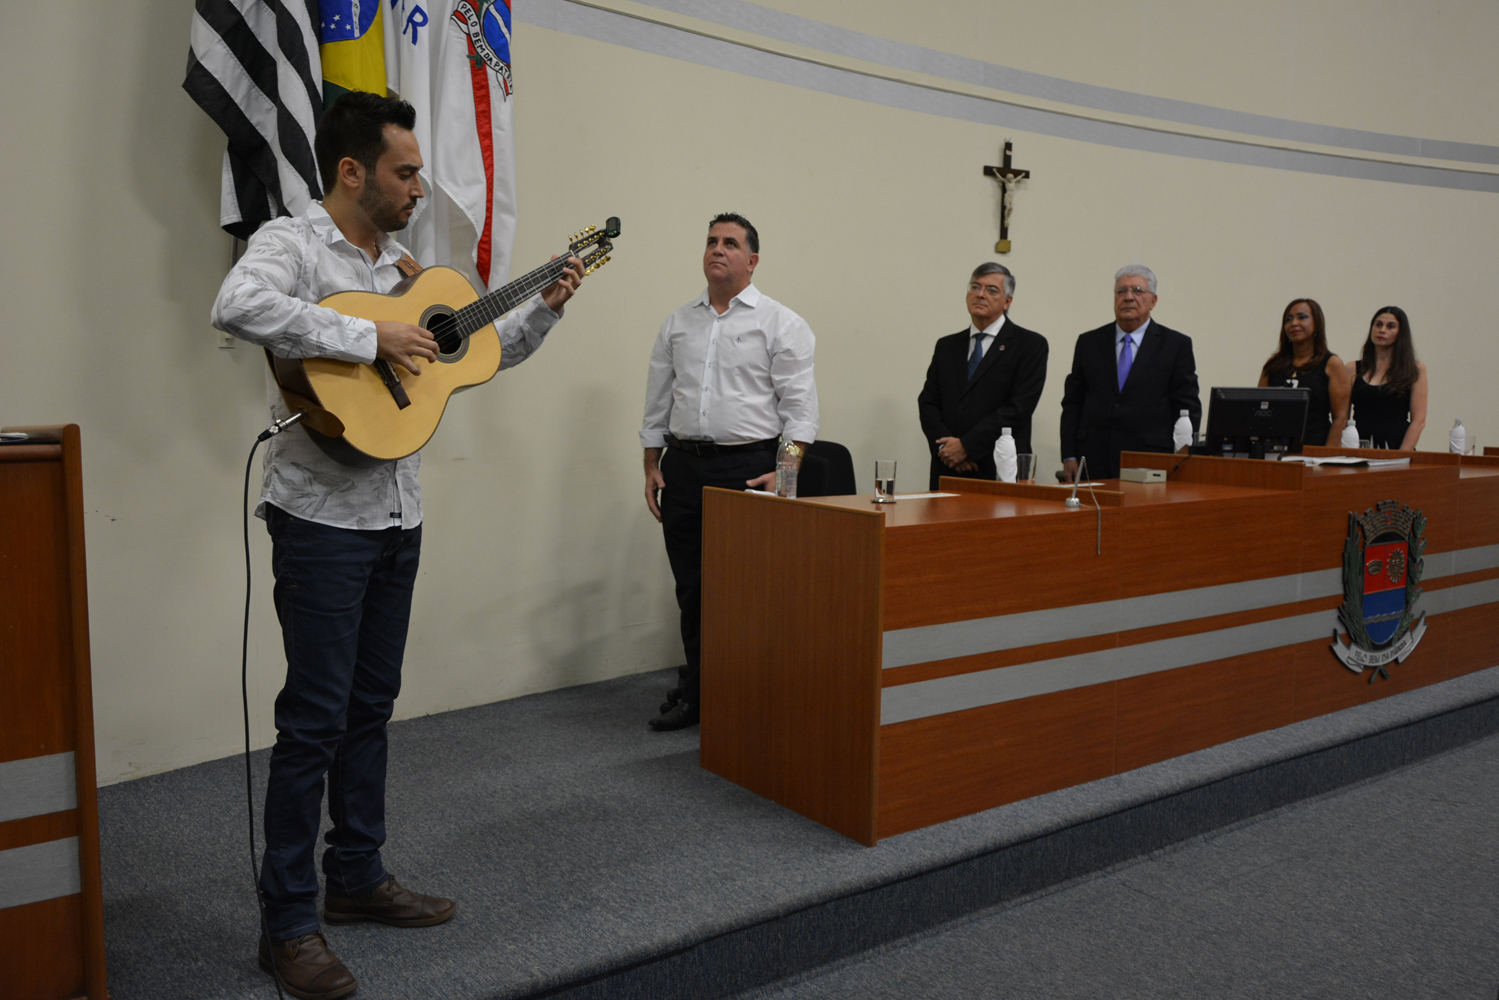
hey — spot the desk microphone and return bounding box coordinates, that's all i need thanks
[1063,459,1104,555]
[1064,458,1089,509]
[256,410,306,442]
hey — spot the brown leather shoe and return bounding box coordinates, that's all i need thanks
[257,932,357,1000]
[324,875,456,927]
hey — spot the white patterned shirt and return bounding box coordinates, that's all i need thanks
[639,283,818,448]
[212,203,559,529]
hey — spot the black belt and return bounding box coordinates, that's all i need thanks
[665,434,779,457]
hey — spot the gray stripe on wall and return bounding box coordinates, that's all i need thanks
[522,0,1499,192]
[0,837,81,910]
[0,753,77,824]
[883,544,1499,671]
[628,0,1499,167]
[880,577,1498,725]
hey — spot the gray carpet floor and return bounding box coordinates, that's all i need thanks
[97,665,1499,999]
[741,733,1499,1000]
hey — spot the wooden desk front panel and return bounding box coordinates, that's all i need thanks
[1115,489,1299,598]
[883,502,1121,632]
[876,462,1496,840]
[0,454,77,761]
[0,431,106,999]
[700,490,883,845]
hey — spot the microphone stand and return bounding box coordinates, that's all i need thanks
[1063,458,1103,554]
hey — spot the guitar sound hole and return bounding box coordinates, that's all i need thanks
[427,311,463,357]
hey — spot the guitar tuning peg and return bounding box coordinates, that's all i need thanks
[588,225,596,232]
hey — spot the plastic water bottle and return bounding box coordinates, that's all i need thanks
[775,436,802,497]
[1340,408,1361,449]
[1450,419,1466,455]
[1172,409,1192,452]
[995,427,1018,482]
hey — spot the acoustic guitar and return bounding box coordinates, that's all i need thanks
[268,217,620,467]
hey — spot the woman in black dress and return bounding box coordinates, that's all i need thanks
[1345,306,1428,450]
[1258,298,1351,446]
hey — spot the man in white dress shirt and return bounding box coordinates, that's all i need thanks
[639,213,819,730]
[213,92,582,997]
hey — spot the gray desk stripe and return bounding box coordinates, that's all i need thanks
[0,837,81,910]
[1451,543,1499,576]
[524,1,1499,192]
[883,544,1499,670]
[0,752,77,823]
[881,577,1499,726]
[625,0,1499,167]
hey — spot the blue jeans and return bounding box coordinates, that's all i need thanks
[260,505,421,941]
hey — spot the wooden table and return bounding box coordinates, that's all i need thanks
[700,451,1499,845]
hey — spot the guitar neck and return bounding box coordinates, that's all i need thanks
[456,256,568,339]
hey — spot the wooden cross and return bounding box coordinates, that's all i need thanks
[983,141,1030,254]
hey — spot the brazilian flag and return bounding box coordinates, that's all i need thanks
[318,0,387,107]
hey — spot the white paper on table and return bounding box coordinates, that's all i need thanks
[1282,455,1410,468]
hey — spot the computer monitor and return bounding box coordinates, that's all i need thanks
[1200,386,1310,459]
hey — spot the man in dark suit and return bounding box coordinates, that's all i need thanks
[918,263,1049,490]
[1060,266,1200,481]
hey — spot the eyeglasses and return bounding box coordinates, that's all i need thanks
[1114,286,1152,298]
[968,282,1007,297]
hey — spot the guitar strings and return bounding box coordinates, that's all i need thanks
[450,264,557,339]
[451,252,588,340]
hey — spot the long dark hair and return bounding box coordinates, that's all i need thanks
[1262,298,1329,375]
[1359,306,1420,393]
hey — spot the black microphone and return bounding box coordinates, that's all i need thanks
[256,410,306,442]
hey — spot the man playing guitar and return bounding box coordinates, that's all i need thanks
[212,90,583,998]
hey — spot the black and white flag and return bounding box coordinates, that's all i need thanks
[184,0,324,239]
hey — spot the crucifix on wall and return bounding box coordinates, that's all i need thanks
[983,141,1030,254]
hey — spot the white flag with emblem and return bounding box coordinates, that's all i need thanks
[385,0,517,291]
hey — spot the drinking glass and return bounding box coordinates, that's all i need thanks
[873,459,897,503]
[1015,453,1037,483]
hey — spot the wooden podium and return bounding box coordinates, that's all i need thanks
[700,450,1499,845]
[1,425,108,998]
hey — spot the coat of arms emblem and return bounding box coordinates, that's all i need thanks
[452,0,514,97]
[1331,500,1428,681]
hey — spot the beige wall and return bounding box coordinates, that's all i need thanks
[3,1,1495,784]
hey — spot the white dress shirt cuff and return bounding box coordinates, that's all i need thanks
[341,316,379,364]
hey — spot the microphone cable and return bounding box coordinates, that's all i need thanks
[241,411,304,1000]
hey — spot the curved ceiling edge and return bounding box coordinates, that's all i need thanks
[518,0,1499,193]
[622,0,1499,167]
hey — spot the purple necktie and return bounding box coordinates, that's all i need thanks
[1117,333,1134,390]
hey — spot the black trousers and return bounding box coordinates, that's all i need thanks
[659,446,776,703]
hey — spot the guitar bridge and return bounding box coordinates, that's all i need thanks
[374,360,412,409]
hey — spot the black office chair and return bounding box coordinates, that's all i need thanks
[797,440,858,497]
